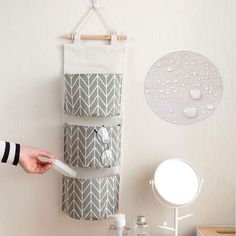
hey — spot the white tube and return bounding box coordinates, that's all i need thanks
[53,159,77,178]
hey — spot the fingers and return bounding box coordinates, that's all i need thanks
[37,149,55,159]
[36,159,53,166]
[34,163,53,174]
[19,146,55,174]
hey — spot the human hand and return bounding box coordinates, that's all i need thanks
[19,146,54,174]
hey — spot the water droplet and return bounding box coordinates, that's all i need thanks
[181,83,185,87]
[167,67,173,72]
[168,109,173,113]
[145,89,149,92]
[185,75,190,79]
[159,90,164,93]
[166,80,170,84]
[207,104,214,110]
[190,88,202,100]
[205,87,209,90]
[202,110,207,114]
[193,72,197,75]
[156,63,162,67]
[183,107,198,119]
[174,79,178,83]
[170,60,174,64]
[162,82,166,86]
[184,62,189,65]
[208,90,213,94]
[173,89,178,93]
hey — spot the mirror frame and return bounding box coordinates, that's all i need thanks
[153,159,203,208]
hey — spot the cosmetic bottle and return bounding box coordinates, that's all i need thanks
[109,213,131,236]
[133,216,149,236]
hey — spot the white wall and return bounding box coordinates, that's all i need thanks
[0,0,235,235]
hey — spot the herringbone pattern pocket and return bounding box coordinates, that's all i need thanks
[64,74,122,117]
[64,124,121,168]
[62,175,120,220]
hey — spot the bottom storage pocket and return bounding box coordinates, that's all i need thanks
[62,175,120,220]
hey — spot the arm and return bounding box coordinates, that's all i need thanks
[0,141,54,174]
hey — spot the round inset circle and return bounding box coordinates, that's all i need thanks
[144,51,223,125]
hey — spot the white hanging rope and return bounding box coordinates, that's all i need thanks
[73,8,95,34]
[97,8,118,35]
[73,0,119,36]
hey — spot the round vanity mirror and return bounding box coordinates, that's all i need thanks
[153,159,200,208]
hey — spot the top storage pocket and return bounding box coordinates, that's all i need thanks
[64,73,122,117]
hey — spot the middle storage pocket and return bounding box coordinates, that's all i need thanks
[64,123,121,169]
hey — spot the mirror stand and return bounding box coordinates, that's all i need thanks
[158,207,193,236]
[150,180,194,236]
[149,159,204,236]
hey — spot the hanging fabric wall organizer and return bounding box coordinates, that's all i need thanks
[62,0,127,220]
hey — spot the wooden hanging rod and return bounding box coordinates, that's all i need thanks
[64,33,127,41]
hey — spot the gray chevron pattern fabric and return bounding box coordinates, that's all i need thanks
[64,73,122,117]
[64,123,121,169]
[62,175,120,220]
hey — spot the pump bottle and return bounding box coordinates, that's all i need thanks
[133,216,149,236]
[109,213,131,236]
